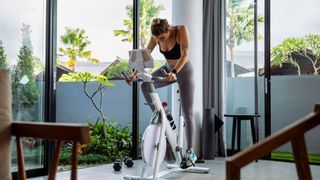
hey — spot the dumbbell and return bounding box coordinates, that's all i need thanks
[113,159,122,171]
[123,156,134,168]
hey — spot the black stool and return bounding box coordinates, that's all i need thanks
[224,114,260,154]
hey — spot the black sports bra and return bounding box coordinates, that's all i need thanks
[159,27,181,60]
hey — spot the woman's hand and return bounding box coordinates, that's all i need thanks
[166,72,176,81]
[126,72,137,85]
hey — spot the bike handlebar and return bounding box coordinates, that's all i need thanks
[121,71,131,82]
[121,70,177,83]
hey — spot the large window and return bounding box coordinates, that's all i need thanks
[0,0,175,175]
[56,0,133,167]
[224,0,265,154]
[270,0,320,163]
[0,0,46,172]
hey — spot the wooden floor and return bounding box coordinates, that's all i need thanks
[30,158,320,180]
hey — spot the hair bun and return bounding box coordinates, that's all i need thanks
[151,18,169,36]
[152,18,161,25]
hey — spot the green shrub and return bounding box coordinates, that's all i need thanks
[87,121,132,159]
[60,121,132,166]
[60,150,109,165]
[106,61,131,79]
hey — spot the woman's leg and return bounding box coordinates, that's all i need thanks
[176,62,195,149]
[141,65,174,111]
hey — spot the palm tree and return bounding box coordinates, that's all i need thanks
[114,0,164,48]
[59,28,99,71]
[226,0,264,77]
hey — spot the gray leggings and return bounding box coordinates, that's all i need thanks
[141,61,195,149]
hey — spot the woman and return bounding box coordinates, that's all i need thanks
[128,18,196,166]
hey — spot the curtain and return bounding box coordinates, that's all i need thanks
[203,0,226,157]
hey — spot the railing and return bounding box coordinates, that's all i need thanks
[226,104,320,180]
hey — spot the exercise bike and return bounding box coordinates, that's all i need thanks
[121,49,209,180]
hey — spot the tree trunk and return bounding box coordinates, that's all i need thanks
[230,46,235,77]
[297,65,301,76]
[83,83,108,139]
[312,62,318,75]
[302,52,318,75]
[229,17,236,78]
[141,30,146,49]
[141,37,145,49]
[103,119,107,139]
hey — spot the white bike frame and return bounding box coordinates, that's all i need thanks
[123,72,209,180]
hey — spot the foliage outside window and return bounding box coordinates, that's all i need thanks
[105,59,132,79]
[105,58,164,79]
[271,34,320,75]
[114,0,164,48]
[59,28,99,71]
[0,40,9,69]
[11,46,38,109]
[59,72,114,138]
[226,0,264,77]
[11,24,40,115]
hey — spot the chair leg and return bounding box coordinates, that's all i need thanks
[16,136,27,180]
[48,140,63,180]
[292,136,312,180]
[250,119,258,162]
[250,119,256,144]
[71,142,78,180]
[237,118,241,152]
[231,119,236,154]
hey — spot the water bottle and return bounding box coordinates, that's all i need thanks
[162,102,176,130]
[166,110,176,130]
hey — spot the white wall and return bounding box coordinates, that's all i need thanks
[56,81,172,134]
[172,0,203,154]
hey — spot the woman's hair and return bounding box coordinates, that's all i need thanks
[151,18,169,36]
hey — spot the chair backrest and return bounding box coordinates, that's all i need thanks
[0,69,12,180]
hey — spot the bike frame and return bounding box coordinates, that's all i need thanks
[123,71,209,180]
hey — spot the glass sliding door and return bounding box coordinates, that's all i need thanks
[56,0,133,167]
[225,0,265,154]
[0,0,46,172]
[270,0,320,163]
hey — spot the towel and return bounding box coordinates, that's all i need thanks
[0,69,12,180]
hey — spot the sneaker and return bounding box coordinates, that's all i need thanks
[180,149,197,169]
[186,149,197,165]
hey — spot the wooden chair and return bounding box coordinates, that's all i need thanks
[0,69,89,180]
[13,122,90,180]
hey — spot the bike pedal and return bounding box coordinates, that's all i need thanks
[195,159,205,163]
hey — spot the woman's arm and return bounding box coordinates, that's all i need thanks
[172,25,190,73]
[146,35,157,52]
